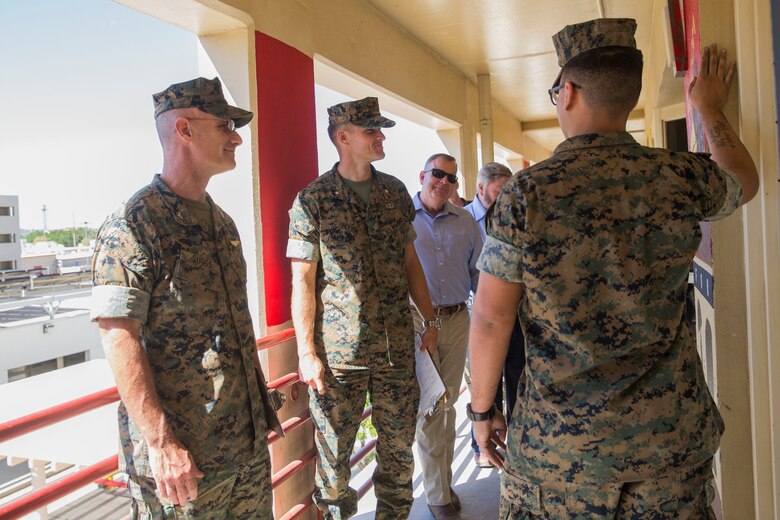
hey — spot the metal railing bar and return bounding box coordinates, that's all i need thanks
[0,387,119,444]
[277,497,316,520]
[268,409,311,445]
[271,447,317,489]
[256,328,296,351]
[349,438,377,468]
[267,372,300,392]
[0,455,118,520]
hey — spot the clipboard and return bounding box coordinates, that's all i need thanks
[415,339,448,418]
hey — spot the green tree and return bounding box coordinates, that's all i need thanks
[22,228,98,247]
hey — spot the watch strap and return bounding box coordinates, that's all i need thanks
[466,402,496,421]
[421,317,442,330]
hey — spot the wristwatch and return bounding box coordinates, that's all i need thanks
[421,317,442,330]
[466,402,496,422]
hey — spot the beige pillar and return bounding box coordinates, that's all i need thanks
[478,74,494,166]
[694,2,756,518]
[437,111,479,201]
[734,0,780,517]
[30,459,48,520]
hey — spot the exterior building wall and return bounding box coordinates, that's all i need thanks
[0,195,21,271]
[0,310,102,385]
[18,254,57,275]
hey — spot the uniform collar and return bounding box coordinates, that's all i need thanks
[151,174,217,227]
[326,162,398,209]
[553,131,638,155]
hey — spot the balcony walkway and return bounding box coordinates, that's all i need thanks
[355,387,501,519]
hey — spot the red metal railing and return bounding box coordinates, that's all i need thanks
[0,327,378,520]
[0,456,118,519]
[0,387,120,444]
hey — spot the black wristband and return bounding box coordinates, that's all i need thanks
[466,402,496,422]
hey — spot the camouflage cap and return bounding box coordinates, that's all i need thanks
[152,77,253,128]
[551,18,638,87]
[327,97,395,128]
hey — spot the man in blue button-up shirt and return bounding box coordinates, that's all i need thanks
[412,153,482,520]
[463,162,525,469]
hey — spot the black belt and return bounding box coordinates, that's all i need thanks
[434,302,467,316]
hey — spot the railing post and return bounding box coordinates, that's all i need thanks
[29,459,48,519]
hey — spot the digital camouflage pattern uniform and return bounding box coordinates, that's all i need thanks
[92,174,282,519]
[481,131,742,518]
[477,17,743,520]
[287,160,420,519]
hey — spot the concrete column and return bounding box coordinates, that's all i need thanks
[477,74,494,165]
[685,1,755,518]
[29,459,48,520]
[437,122,478,201]
[734,0,780,517]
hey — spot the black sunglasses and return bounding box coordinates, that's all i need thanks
[425,168,458,184]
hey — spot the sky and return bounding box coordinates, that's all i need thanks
[0,1,445,231]
[1,1,198,231]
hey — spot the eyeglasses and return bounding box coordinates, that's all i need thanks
[425,168,458,184]
[547,82,581,106]
[187,117,236,132]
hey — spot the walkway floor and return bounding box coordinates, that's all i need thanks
[354,387,500,520]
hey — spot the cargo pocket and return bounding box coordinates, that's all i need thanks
[500,469,543,519]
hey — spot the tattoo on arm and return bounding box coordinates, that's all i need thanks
[707,120,736,149]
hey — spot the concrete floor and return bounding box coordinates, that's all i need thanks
[353,387,500,520]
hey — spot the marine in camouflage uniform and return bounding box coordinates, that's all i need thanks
[288,97,438,519]
[92,77,281,519]
[467,19,759,519]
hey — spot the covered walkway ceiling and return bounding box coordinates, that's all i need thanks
[367,0,659,151]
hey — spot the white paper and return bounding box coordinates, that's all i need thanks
[415,340,447,418]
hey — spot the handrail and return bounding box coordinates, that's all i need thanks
[256,327,297,351]
[278,496,316,520]
[272,447,317,489]
[268,409,311,445]
[0,328,297,445]
[0,327,303,519]
[0,326,381,520]
[0,387,120,443]
[0,455,118,520]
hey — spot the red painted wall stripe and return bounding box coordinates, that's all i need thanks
[255,32,319,326]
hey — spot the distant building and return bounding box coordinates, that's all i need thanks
[0,292,101,384]
[56,242,94,274]
[0,196,21,271]
[20,240,58,275]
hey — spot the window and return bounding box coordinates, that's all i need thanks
[0,207,13,216]
[0,233,15,243]
[8,358,58,382]
[0,261,15,270]
[64,351,87,367]
[7,350,89,382]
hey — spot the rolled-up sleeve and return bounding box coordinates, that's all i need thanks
[90,218,152,323]
[702,167,743,222]
[287,194,320,262]
[477,236,524,283]
[687,153,743,222]
[477,182,526,284]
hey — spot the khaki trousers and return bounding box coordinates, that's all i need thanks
[414,309,470,506]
